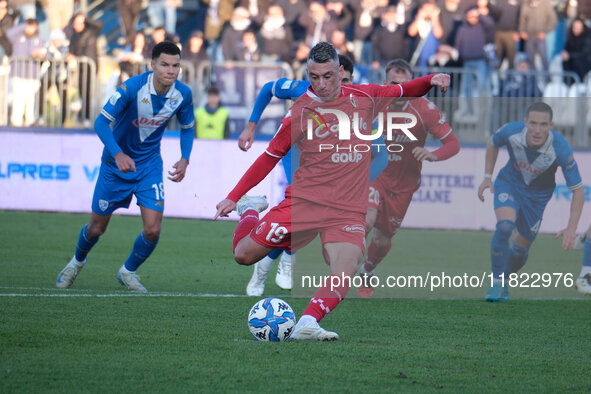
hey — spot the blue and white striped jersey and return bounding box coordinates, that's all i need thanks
[99,72,195,167]
[492,121,582,191]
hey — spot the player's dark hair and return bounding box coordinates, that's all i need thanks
[338,54,354,76]
[385,59,412,76]
[152,41,181,60]
[525,102,553,121]
[308,41,338,64]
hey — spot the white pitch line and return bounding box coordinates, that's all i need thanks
[0,292,249,297]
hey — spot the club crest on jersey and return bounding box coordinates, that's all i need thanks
[98,199,109,211]
[349,94,357,108]
[498,193,509,203]
[256,222,266,235]
[168,98,179,108]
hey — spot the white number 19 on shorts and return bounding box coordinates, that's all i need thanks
[266,222,288,243]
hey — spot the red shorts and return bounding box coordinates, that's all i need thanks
[250,197,366,254]
[367,177,414,237]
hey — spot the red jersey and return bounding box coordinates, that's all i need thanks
[267,83,411,215]
[377,97,452,193]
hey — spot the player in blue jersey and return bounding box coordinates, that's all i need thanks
[56,41,195,292]
[238,55,356,296]
[477,102,584,301]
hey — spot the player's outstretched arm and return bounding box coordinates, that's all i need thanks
[239,121,257,151]
[555,187,585,250]
[478,137,498,202]
[168,158,189,182]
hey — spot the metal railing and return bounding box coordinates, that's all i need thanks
[1,57,589,146]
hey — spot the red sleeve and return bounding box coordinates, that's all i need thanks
[226,114,295,202]
[432,132,460,161]
[370,74,435,103]
[227,153,281,202]
[399,74,435,98]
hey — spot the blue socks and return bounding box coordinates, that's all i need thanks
[508,243,530,274]
[124,232,159,272]
[75,224,99,262]
[491,220,515,279]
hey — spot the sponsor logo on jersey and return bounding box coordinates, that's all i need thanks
[155,201,163,207]
[132,115,171,128]
[121,84,127,92]
[99,199,109,211]
[342,224,365,234]
[141,97,150,104]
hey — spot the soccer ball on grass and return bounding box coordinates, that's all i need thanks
[247,297,296,342]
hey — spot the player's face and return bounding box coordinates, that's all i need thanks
[385,68,412,107]
[524,111,552,149]
[152,53,181,89]
[341,71,353,84]
[307,59,343,101]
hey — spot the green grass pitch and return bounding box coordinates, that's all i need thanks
[1,210,590,392]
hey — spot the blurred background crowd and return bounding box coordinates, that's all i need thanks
[0,0,590,143]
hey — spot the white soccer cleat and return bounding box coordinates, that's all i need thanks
[117,267,148,293]
[275,253,293,290]
[290,318,339,341]
[236,195,268,216]
[573,234,587,250]
[575,274,591,295]
[246,260,272,296]
[56,256,85,288]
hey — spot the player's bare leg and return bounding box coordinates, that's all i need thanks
[57,212,111,288]
[359,228,392,298]
[117,207,163,293]
[234,236,275,266]
[291,242,362,341]
[486,206,517,301]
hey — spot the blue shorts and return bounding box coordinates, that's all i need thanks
[91,162,164,216]
[493,176,552,242]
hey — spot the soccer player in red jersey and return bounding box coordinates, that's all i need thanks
[214,42,450,340]
[359,59,461,298]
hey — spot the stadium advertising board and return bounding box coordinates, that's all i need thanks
[0,131,589,233]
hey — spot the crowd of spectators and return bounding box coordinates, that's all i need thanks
[0,0,590,129]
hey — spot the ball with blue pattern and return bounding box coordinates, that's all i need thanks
[247,297,296,342]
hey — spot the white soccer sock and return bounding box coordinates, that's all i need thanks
[580,266,591,278]
[279,252,292,265]
[360,262,374,276]
[120,265,135,274]
[298,315,317,326]
[257,256,275,273]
